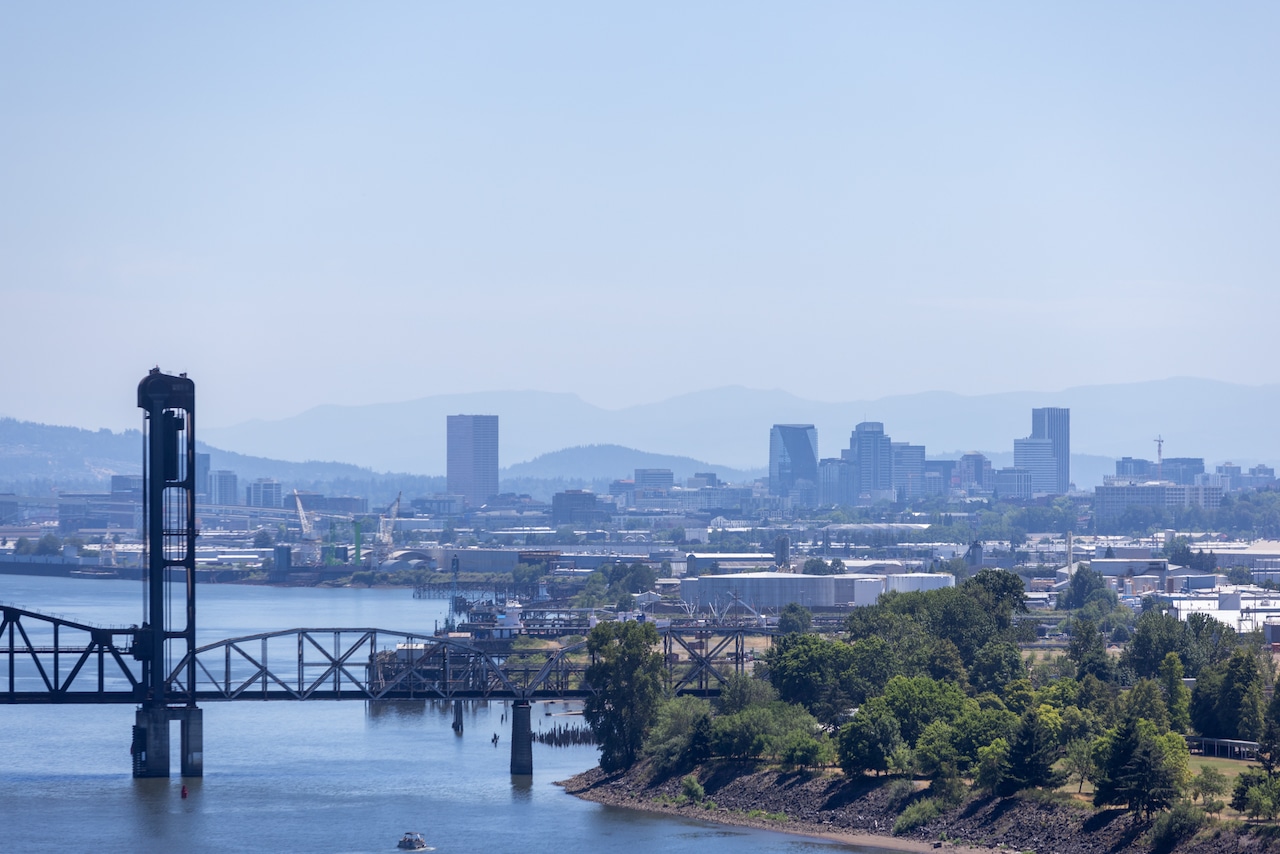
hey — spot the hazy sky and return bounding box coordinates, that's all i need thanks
[3,2,1277,432]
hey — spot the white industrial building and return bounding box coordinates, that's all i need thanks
[680,570,954,612]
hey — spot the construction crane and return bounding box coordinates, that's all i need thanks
[379,492,402,545]
[375,491,402,563]
[293,490,315,540]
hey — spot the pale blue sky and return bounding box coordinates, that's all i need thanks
[2,2,1277,431]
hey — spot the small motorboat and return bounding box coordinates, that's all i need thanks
[397,831,427,850]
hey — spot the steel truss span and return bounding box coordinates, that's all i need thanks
[0,606,146,704]
[3,618,776,704]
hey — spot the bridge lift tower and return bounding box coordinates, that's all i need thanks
[131,369,202,778]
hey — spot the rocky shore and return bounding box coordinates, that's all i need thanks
[559,761,1280,854]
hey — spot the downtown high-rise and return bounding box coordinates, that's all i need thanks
[447,415,499,507]
[1019,406,1070,495]
[769,424,819,504]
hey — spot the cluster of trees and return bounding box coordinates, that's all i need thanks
[572,562,658,610]
[579,565,1279,831]
[10,533,64,556]
[585,622,836,775]
[1232,693,1280,819]
[802,557,846,575]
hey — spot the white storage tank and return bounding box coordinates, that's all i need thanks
[679,572,835,610]
[885,572,955,594]
[832,575,886,607]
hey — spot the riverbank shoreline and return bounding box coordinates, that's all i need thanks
[557,760,1268,854]
[559,764,980,853]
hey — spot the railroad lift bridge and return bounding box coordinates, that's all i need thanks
[0,370,774,778]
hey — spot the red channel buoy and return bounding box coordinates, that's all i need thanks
[181,785,188,799]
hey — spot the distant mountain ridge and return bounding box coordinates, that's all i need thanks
[504,444,765,483]
[0,421,751,500]
[199,378,1280,480]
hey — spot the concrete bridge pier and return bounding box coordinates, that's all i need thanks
[131,707,203,778]
[177,707,203,777]
[510,699,533,775]
[452,700,464,734]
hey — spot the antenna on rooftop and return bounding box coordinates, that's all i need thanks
[1154,436,1164,481]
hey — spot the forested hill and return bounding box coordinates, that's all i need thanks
[0,417,443,500]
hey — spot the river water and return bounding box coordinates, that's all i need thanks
[0,576,884,854]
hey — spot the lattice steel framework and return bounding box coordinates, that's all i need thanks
[0,606,142,703]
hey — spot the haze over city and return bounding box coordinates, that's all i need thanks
[3,2,1279,436]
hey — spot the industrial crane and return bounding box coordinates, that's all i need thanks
[294,489,315,540]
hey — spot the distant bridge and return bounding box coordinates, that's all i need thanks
[1,607,774,705]
[3,369,775,780]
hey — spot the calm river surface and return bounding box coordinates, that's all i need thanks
[0,576,886,854]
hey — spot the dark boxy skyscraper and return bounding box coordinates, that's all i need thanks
[447,415,499,507]
[1030,407,1070,494]
[769,424,818,500]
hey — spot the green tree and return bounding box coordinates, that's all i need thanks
[879,675,968,746]
[34,533,62,556]
[974,737,1009,794]
[1122,610,1188,679]
[512,561,547,585]
[1093,715,1185,817]
[838,701,902,777]
[968,640,1024,695]
[253,528,274,548]
[1064,737,1096,794]
[777,602,812,634]
[1190,764,1228,804]
[962,568,1026,631]
[1057,564,1107,611]
[915,719,961,782]
[802,557,839,575]
[1202,649,1266,740]
[998,707,1066,795]
[1123,679,1170,734]
[716,673,777,715]
[765,633,855,724]
[643,695,713,773]
[1158,652,1192,733]
[583,620,665,772]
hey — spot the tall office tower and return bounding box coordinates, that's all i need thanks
[1014,437,1058,495]
[958,453,993,492]
[842,422,894,497]
[447,415,500,507]
[194,453,210,500]
[208,470,239,506]
[1030,407,1070,494]
[891,442,926,501]
[818,458,853,505]
[769,424,819,499]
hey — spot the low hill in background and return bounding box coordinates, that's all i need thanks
[198,379,1280,483]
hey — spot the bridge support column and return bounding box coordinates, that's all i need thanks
[131,707,203,778]
[178,707,203,778]
[510,700,532,776]
[452,700,464,734]
[132,708,171,778]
